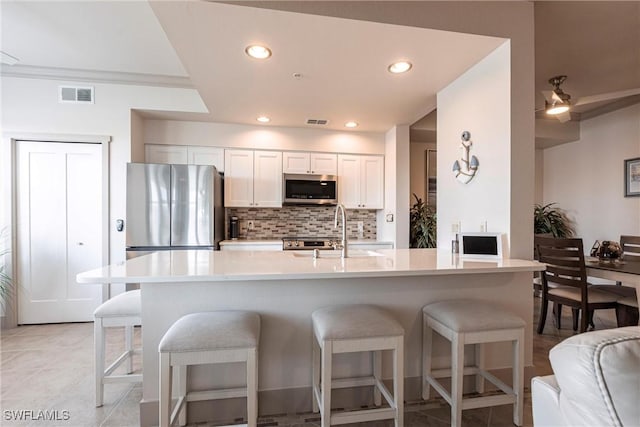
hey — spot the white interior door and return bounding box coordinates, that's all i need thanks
[17,141,103,324]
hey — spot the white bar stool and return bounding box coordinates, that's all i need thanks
[158,311,260,427]
[312,304,404,427]
[422,300,525,427]
[94,289,142,407]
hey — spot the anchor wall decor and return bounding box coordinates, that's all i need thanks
[452,130,479,184]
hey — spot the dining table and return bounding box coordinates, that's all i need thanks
[586,257,640,287]
[586,257,640,321]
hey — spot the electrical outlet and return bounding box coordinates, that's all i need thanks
[247,220,255,230]
[357,221,364,233]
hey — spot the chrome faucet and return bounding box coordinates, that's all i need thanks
[334,203,348,258]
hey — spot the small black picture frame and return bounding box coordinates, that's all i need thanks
[624,157,640,197]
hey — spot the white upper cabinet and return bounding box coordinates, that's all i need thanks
[145,144,224,171]
[224,150,254,207]
[282,152,308,174]
[338,154,384,209]
[145,144,188,164]
[225,149,282,207]
[188,146,225,172]
[283,152,337,175]
[253,151,283,207]
[311,153,338,175]
[360,155,384,209]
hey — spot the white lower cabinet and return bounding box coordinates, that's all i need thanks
[219,240,391,251]
[350,241,393,250]
[337,154,384,209]
[224,149,282,207]
[219,241,283,251]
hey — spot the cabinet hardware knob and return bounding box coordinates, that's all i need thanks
[78,242,84,246]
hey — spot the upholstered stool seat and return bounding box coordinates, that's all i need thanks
[159,311,260,427]
[312,304,404,427]
[422,300,525,427]
[94,289,142,407]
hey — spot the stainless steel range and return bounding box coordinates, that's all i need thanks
[282,237,337,251]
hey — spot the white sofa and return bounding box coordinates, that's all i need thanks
[532,326,640,426]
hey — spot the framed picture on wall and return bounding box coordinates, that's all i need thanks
[625,157,640,197]
[426,149,437,206]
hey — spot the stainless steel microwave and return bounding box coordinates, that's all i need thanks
[283,174,338,205]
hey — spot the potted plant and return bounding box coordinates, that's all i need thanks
[410,194,437,248]
[533,203,574,238]
[0,228,12,311]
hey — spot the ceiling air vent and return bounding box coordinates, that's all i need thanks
[59,86,94,104]
[306,119,328,125]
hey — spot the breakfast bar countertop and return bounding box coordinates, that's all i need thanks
[77,248,543,284]
[76,247,543,426]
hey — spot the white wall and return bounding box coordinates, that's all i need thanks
[1,76,207,279]
[131,110,146,163]
[410,141,436,204]
[542,103,640,246]
[437,42,512,255]
[534,148,544,204]
[143,119,385,154]
[377,125,410,248]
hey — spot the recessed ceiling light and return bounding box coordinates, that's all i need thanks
[256,116,271,123]
[388,61,412,74]
[245,45,272,60]
[344,121,359,128]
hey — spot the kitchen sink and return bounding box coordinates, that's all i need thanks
[291,250,384,258]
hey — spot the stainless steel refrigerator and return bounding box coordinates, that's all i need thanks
[126,163,224,256]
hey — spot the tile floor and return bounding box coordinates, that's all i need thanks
[0,296,619,427]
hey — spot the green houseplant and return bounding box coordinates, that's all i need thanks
[0,228,12,310]
[410,193,437,248]
[534,203,574,238]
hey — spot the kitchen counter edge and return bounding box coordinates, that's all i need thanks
[77,248,544,284]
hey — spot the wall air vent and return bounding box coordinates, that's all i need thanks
[306,119,328,125]
[58,86,94,104]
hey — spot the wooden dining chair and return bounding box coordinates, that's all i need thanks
[620,235,640,261]
[616,235,639,325]
[533,234,554,296]
[536,237,619,334]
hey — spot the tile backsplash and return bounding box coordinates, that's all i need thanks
[226,206,377,240]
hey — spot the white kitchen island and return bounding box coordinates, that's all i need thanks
[78,248,543,426]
